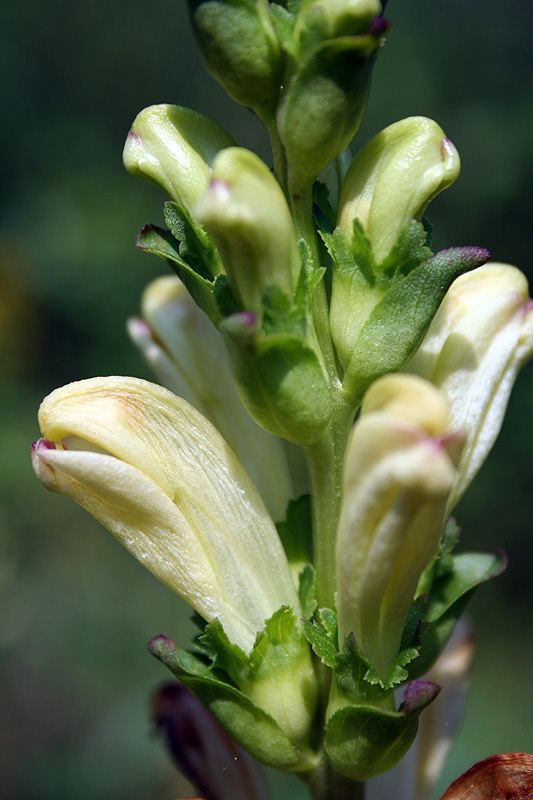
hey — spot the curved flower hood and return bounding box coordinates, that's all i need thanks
[31,376,300,654]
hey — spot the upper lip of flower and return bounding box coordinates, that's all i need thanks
[32,375,301,655]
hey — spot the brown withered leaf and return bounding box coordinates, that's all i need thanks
[440,753,533,799]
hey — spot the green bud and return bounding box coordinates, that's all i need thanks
[123,104,235,211]
[337,116,460,263]
[188,0,282,112]
[295,0,382,51]
[277,20,387,184]
[196,147,301,312]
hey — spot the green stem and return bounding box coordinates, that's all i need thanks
[285,167,354,610]
[286,168,338,381]
[304,394,353,609]
[265,119,288,195]
[305,760,366,800]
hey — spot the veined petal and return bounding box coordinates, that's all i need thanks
[127,276,295,522]
[336,375,463,679]
[32,377,300,653]
[406,263,533,508]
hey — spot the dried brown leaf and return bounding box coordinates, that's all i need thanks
[440,753,533,799]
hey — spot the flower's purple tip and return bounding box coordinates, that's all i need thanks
[220,311,258,342]
[235,311,257,327]
[369,16,391,36]
[494,547,508,576]
[435,246,491,271]
[402,680,442,714]
[147,634,178,665]
[135,223,156,250]
[32,438,56,454]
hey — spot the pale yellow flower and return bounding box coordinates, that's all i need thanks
[32,376,299,655]
[336,374,464,679]
[406,263,533,509]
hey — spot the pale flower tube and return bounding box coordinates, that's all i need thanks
[31,377,300,654]
[127,275,295,522]
[336,375,464,680]
[406,263,533,509]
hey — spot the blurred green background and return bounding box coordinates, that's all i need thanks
[1,1,532,798]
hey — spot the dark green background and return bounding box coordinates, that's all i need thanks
[1,1,532,798]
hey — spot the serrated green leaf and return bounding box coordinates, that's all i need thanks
[378,219,433,279]
[250,607,305,675]
[262,285,308,338]
[302,618,337,668]
[136,223,223,324]
[298,564,318,620]
[316,607,338,644]
[333,634,390,706]
[277,494,313,576]
[364,647,419,689]
[164,200,223,277]
[200,619,250,685]
[343,246,491,399]
[422,217,433,249]
[400,594,430,651]
[409,550,507,678]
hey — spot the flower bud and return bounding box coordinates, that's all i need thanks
[196,148,301,312]
[337,116,460,263]
[123,104,235,211]
[127,275,294,522]
[406,263,533,509]
[31,377,300,654]
[336,374,463,680]
[295,0,382,47]
[188,0,282,112]
[277,20,387,184]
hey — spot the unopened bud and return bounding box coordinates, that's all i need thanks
[188,0,282,112]
[196,147,301,312]
[338,116,460,263]
[123,104,235,211]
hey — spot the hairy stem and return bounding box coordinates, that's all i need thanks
[305,759,366,800]
[304,394,353,609]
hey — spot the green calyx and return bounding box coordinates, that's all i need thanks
[188,0,283,113]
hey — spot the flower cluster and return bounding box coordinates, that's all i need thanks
[32,0,533,794]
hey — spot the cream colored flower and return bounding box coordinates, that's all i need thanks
[127,275,296,522]
[31,376,300,654]
[406,263,533,509]
[336,374,464,679]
